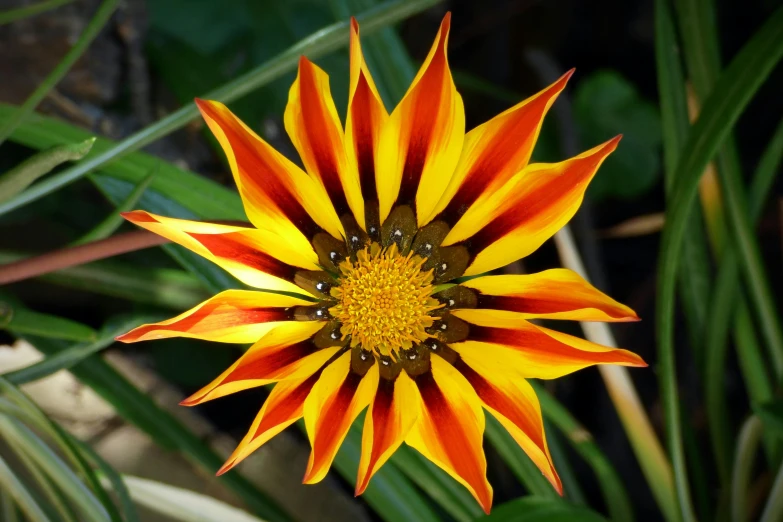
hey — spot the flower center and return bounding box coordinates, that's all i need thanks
[329,242,441,357]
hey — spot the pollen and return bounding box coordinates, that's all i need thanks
[330,242,441,357]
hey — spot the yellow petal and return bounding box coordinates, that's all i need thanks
[452,355,561,493]
[285,57,365,228]
[405,354,493,514]
[443,137,620,275]
[429,70,573,225]
[218,371,321,475]
[117,290,312,344]
[461,269,639,322]
[196,99,343,241]
[303,352,378,483]
[122,210,317,295]
[346,18,388,230]
[356,371,419,495]
[180,321,335,406]
[375,13,465,226]
[451,309,646,379]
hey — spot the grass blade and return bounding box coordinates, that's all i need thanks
[0,416,109,522]
[74,169,157,245]
[0,138,95,203]
[0,454,52,522]
[731,416,762,522]
[0,297,97,342]
[0,0,442,216]
[655,7,783,521]
[0,0,119,146]
[3,316,148,385]
[0,0,76,25]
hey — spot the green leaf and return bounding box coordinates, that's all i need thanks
[0,416,109,522]
[0,0,443,216]
[573,70,662,200]
[3,316,150,385]
[656,6,783,522]
[18,335,290,522]
[0,0,76,26]
[0,0,119,146]
[73,169,157,245]
[754,401,783,438]
[0,454,52,522]
[103,474,266,522]
[477,497,607,522]
[485,415,559,498]
[0,138,95,204]
[0,299,97,342]
[0,251,207,310]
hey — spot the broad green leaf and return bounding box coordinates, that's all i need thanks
[478,497,607,522]
[0,139,95,203]
[102,474,266,522]
[574,70,662,200]
[0,299,96,342]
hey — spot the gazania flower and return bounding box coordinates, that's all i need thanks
[117,13,645,513]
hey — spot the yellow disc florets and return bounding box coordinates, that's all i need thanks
[329,242,441,357]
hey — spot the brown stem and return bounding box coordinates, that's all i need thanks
[0,231,170,285]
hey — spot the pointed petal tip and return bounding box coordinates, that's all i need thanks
[350,16,359,33]
[215,460,235,476]
[179,396,200,407]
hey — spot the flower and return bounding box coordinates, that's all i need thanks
[117,13,646,513]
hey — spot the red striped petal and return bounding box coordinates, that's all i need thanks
[462,269,639,322]
[430,70,573,226]
[444,137,620,275]
[302,352,378,483]
[376,13,465,226]
[452,310,646,379]
[180,322,337,406]
[122,210,316,295]
[355,371,419,495]
[346,17,388,224]
[117,290,312,344]
[453,355,561,493]
[218,371,321,475]
[285,57,364,227]
[406,355,493,514]
[196,99,343,241]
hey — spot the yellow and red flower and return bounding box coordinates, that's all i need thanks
[118,13,645,513]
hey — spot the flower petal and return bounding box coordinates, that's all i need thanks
[346,18,388,230]
[116,290,312,344]
[461,269,639,322]
[376,13,465,226]
[429,70,573,225]
[218,371,321,475]
[405,354,493,514]
[451,309,646,379]
[122,210,316,295]
[302,352,378,484]
[452,355,561,493]
[443,137,620,275]
[355,371,419,495]
[180,321,338,406]
[196,99,343,241]
[285,57,365,228]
